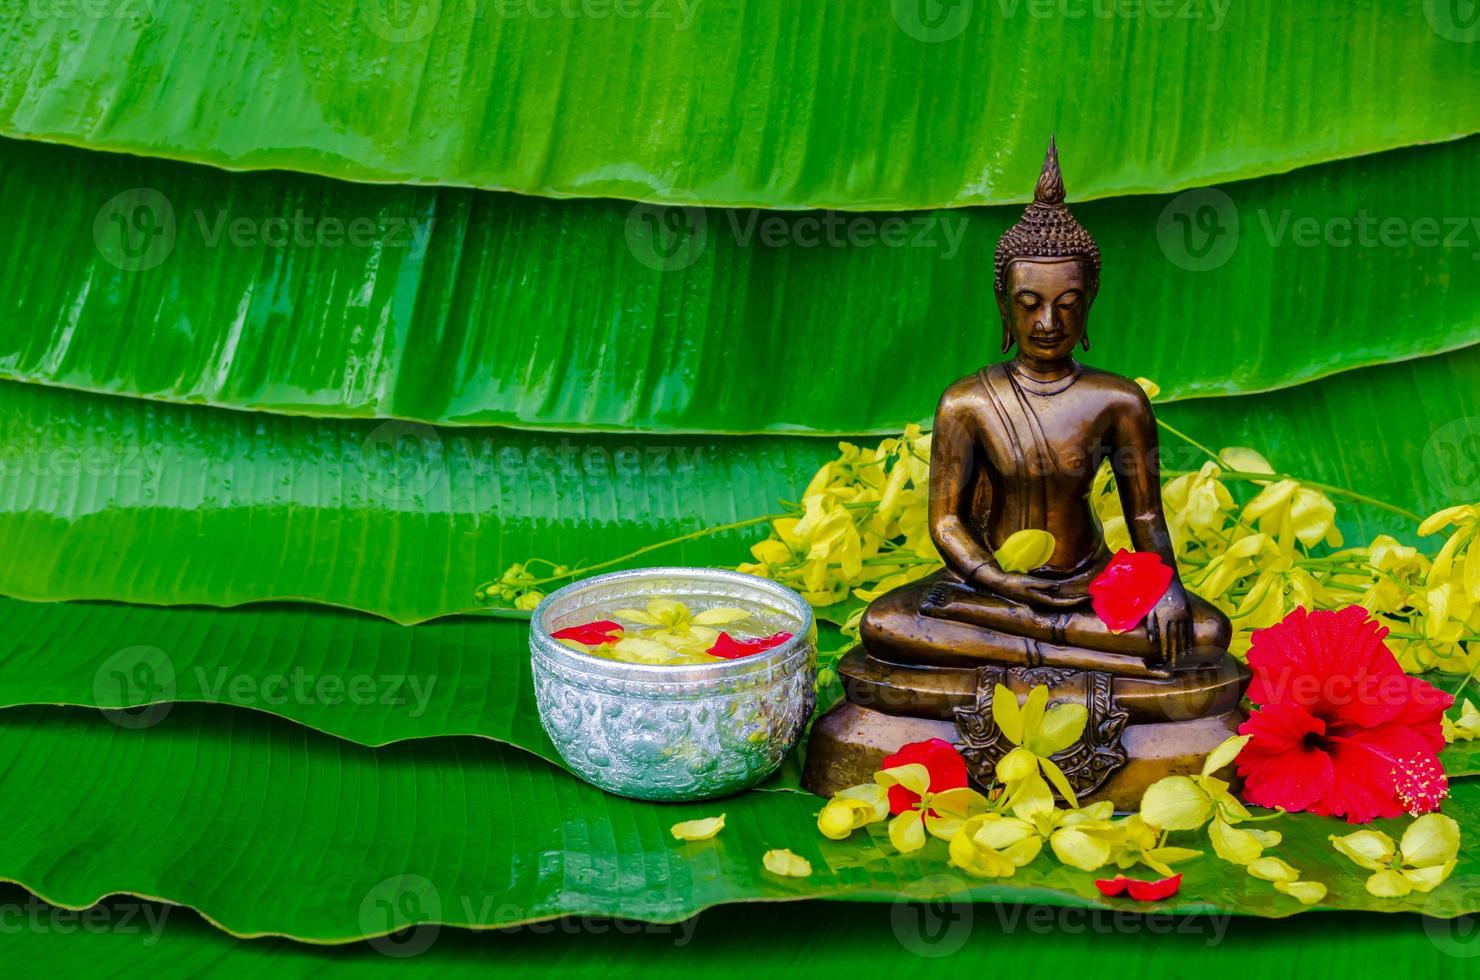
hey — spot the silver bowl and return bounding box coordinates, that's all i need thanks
[529,567,816,801]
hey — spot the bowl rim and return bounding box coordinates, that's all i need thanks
[529,566,815,684]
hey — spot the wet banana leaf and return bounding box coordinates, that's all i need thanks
[3,886,1468,977]
[0,381,838,622]
[1,3,1475,210]
[0,704,1475,944]
[4,137,1479,433]
[0,595,1464,781]
[0,594,838,791]
[1,340,1475,622]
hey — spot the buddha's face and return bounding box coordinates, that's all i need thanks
[998,258,1092,362]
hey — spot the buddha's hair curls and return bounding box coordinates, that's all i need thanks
[993,137,1101,296]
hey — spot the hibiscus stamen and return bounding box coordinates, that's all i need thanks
[1390,755,1449,816]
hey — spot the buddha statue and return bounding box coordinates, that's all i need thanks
[803,141,1248,808]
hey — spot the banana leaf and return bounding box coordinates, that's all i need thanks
[1,3,1475,210]
[0,704,1476,943]
[0,343,1473,622]
[0,380,839,621]
[4,883,1469,978]
[4,136,1479,433]
[0,595,1466,780]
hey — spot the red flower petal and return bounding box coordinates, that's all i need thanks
[879,738,968,815]
[551,620,624,645]
[1095,875,1182,901]
[1088,550,1173,633]
[1125,874,1183,902]
[1245,605,1407,730]
[706,631,794,660]
[1319,723,1439,823]
[1236,702,1334,813]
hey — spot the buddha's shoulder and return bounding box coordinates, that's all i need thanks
[1077,366,1153,406]
[936,371,993,414]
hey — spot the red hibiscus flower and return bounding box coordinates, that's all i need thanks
[551,620,624,645]
[1236,605,1453,823]
[1088,550,1173,633]
[706,631,794,660]
[1094,874,1182,902]
[878,738,968,815]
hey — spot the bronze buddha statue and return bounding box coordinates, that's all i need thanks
[803,142,1248,808]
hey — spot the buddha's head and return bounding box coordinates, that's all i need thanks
[993,139,1101,362]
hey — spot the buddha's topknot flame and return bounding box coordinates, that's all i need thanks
[994,137,1100,295]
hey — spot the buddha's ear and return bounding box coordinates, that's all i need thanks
[1079,326,1091,352]
[996,292,1013,353]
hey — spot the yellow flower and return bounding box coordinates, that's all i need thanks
[613,598,750,656]
[1246,856,1327,906]
[1010,793,1120,872]
[947,813,1042,878]
[992,684,1089,808]
[513,590,544,611]
[1162,461,1237,557]
[994,529,1057,574]
[670,814,726,841]
[1359,534,1431,614]
[816,784,889,840]
[1103,813,1203,878]
[1138,736,1282,866]
[1090,462,1132,554]
[874,764,991,853]
[762,849,813,878]
[1242,479,1343,553]
[1444,699,1480,743]
[1330,813,1461,897]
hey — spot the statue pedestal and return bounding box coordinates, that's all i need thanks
[802,649,1249,810]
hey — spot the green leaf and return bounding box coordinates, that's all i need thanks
[1,4,1474,209]
[0,704,1476,943]
[0,591,824,795]
[3,885,1472,976]
[4,136,1479,433]
[2,337,1477,620]
[0,380,837,622]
